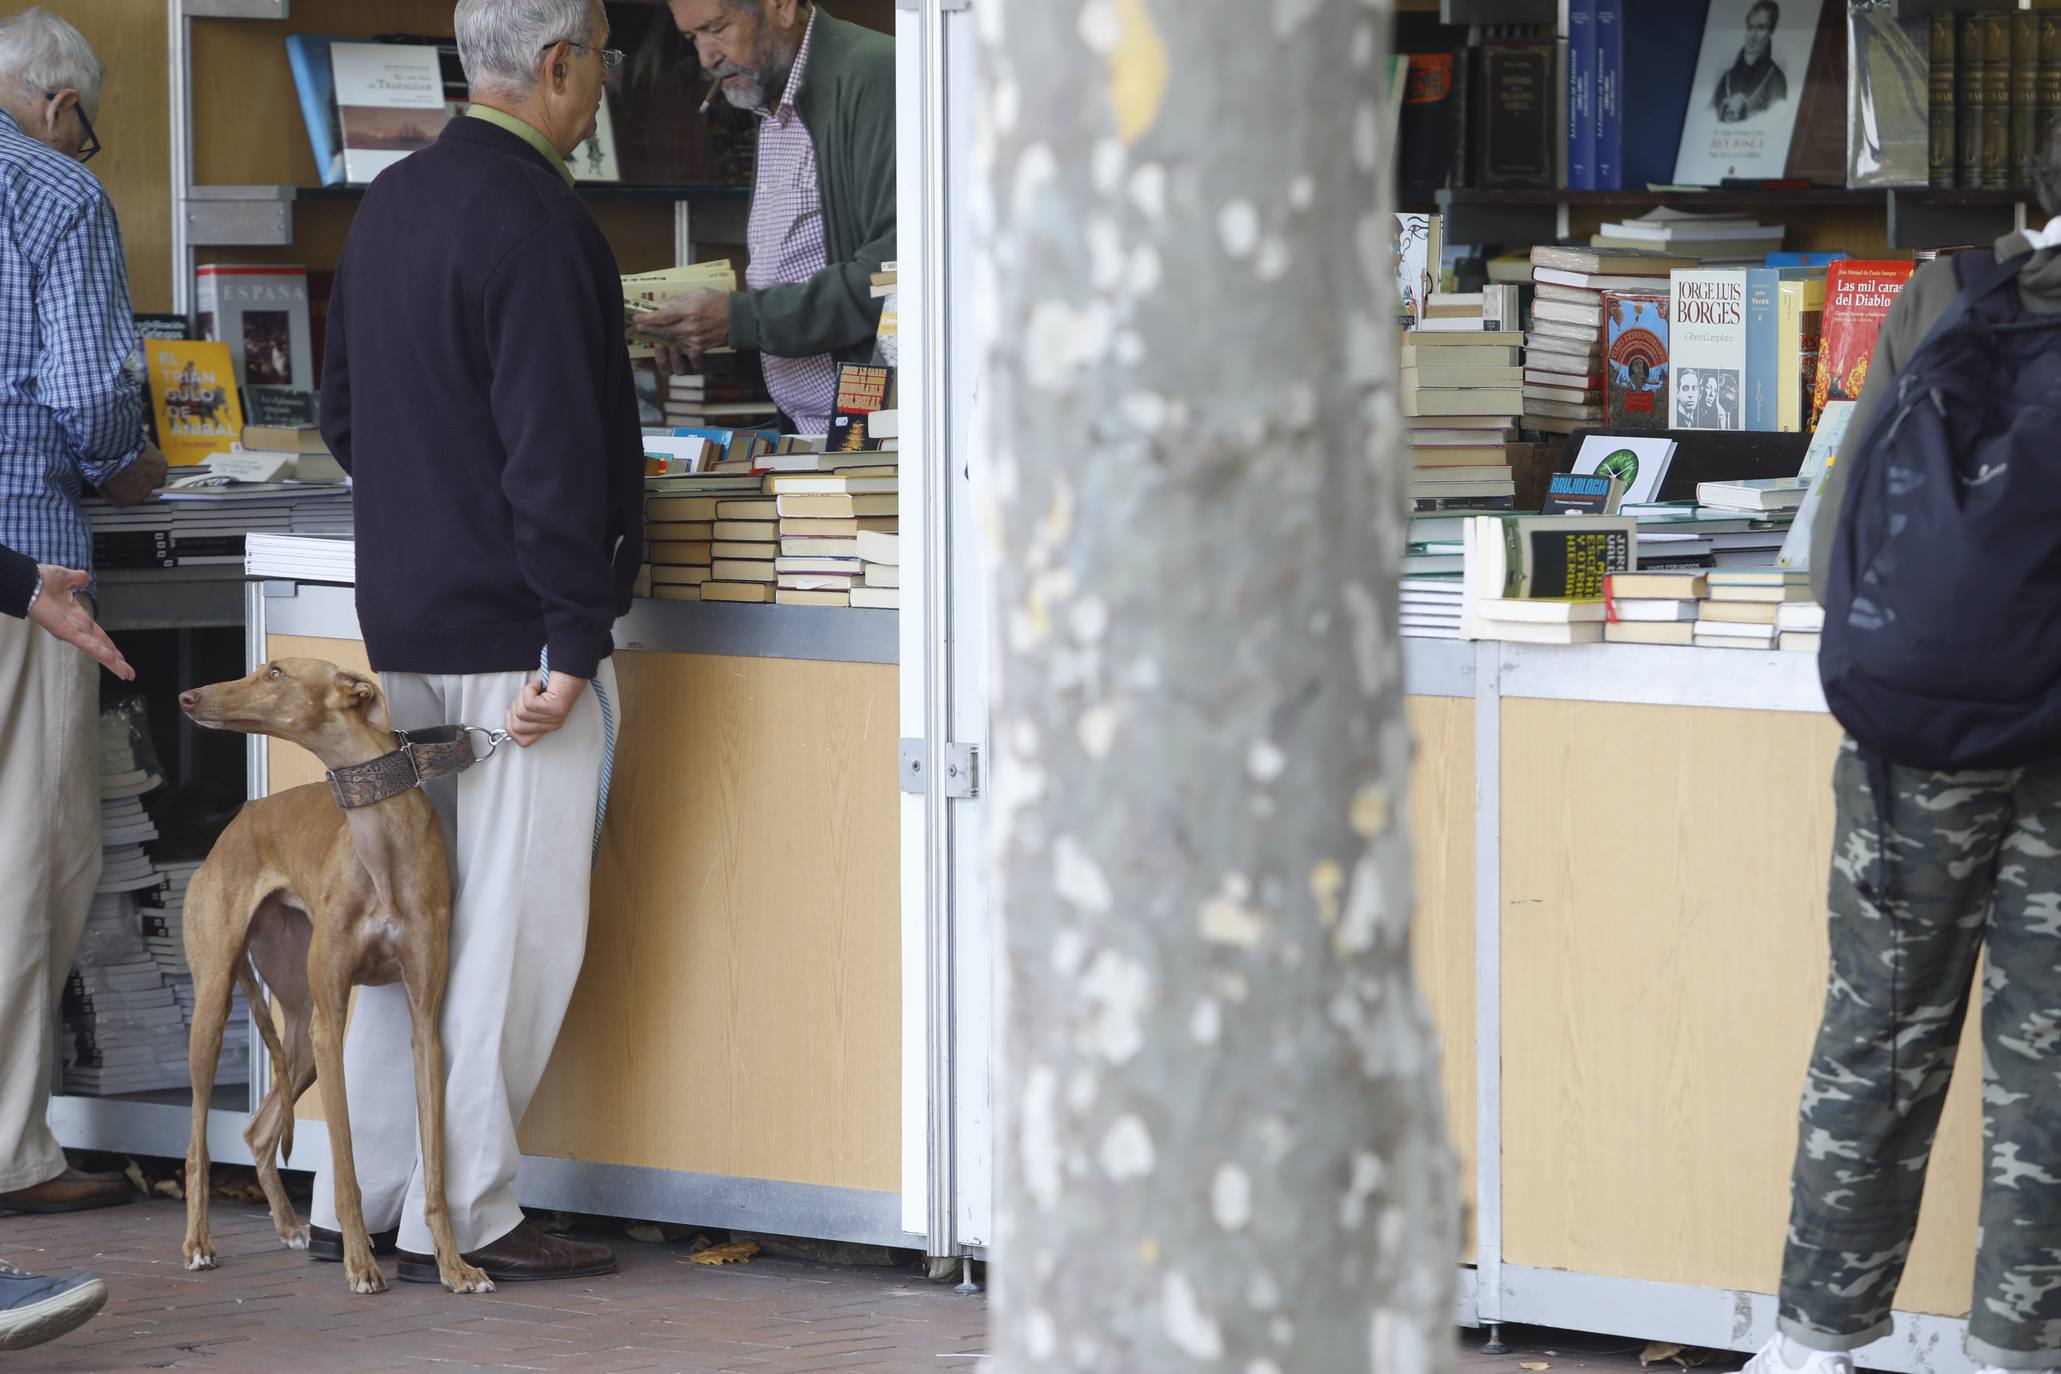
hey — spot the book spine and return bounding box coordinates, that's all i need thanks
[1985,12,2013,190]
[1959,12,1986,189]
[1594,0,1622,191]
[1929,14,1957,189]
[1744,268,1780,433]
[2014,12,2039,191]
[1567,0,1594,190]
[2042,18,2061,189]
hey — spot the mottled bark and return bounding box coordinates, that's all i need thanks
[975,0,1456,1371]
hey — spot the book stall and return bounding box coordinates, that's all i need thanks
[47,0,949,1269]
[1390,1,2046,1369]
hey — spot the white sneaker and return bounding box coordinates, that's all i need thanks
[1730,1336,1854,1374]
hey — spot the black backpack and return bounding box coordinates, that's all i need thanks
[1819,249,2061,773]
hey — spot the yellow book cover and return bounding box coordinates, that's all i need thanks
[147,340,243,465]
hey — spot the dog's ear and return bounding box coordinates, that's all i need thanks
[334,670,392,733]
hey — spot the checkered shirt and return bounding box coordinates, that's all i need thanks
[0,109,145,575]
[746,8,840,436]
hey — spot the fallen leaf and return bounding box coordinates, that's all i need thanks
[1519,1363,1551,1371]
[686,1233,715,1254]
[625,1223,667,1244]
[687,1241,760,1266]
[1641,1343,1685,1368]
[153,1179,184,1200]
[123,1160,149,1195]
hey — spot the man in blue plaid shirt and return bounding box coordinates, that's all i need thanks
[0,3,165,1276]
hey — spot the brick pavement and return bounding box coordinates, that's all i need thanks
[0,1196,1716,1373]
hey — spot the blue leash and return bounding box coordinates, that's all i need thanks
[537,648,616,865]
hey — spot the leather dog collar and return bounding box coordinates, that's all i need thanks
[325,725,508,810]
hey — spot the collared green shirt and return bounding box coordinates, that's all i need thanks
[464,105,575,187]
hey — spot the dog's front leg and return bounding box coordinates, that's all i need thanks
[402,941,493,1295]
[308,949,387,1295]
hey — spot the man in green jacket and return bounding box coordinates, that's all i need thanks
[645,0,894,435]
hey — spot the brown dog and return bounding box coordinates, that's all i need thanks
[178,658,490,1295]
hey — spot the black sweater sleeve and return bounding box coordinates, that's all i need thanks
[479,216,621,680]
[0,543,38,619]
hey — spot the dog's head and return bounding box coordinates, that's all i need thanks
[180,658,391,746]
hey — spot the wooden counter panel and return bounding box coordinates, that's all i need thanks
[1408,693,1477,1261]
[263,638,902,1194]
[519,650,902,1191]
[1499,699,1982,1318]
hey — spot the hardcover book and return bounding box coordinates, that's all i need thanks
[2042,19,2061,183]
[195,264,314,396]
[145,341,245,468]
[1568,0,1596,190]
[1603,291,1668,432]
[1673,0,1822,185]
[1743,267,1781,432]
[2014,12,2039,190]
[329,42,448,184]
[1927,14,1955,188]
[1983,11,2013,190]
[1958,13,1986,188]
[1810,260,1914,429]
[1669,268,1748,431]
[1847,4,1929,188]
[284,34,346,187]
[1475,40,1555,188]
[1398,50,1468,192]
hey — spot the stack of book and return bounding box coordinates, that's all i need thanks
[662,354,779,430]
[1602,570,1706,646]
[854,528,900,610]
[1399,578,1465,640]
[1401,294,1523,515]
[1595,207,1786,261]
[1471,597,1606,645]
[139,857,246,1080]
[1778,600,1825,654]
[643,493,715,602]
[61,921,189,1097]
[1622,503,1795,572]
[1694,568,1811,648]
[245,531,354,583]
[1526,245,1687,438]
[85,480,351,570]
[766,448,898,607]
[1459,512,1636,642]
[713,493,781,603]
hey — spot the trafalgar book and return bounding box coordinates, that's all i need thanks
[1673,0,1825,184]
[329,42,448,184]
[1669,268,1749,431]
[145,341,245,467]
[1603,291,1668,431]
[1811,260,1915,429]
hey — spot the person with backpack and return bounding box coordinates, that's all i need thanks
[1732,172,2061,1374]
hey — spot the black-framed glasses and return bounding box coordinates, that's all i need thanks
[42,92,98,163]
[542,40,624,71]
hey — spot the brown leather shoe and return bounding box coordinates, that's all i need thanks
[0,1168,133,1215]
[395,1220,616,1284]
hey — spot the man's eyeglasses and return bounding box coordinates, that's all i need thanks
[43,92,98,163]
[542,40,624,71]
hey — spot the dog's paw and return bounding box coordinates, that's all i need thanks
[182,1246,217,1272]
[346,1265,388,1296]
[279,1223,310,1250]
[443,1264,495,1295]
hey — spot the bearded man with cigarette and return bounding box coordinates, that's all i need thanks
[641,0,894,438]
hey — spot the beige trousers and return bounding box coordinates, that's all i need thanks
[310,662,611,1254]
[0,611,101,1190]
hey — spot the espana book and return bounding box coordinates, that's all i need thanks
[146,340,244,466]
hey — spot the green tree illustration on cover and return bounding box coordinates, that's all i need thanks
[1593,448,1640,487]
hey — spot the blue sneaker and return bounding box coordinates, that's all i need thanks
[0,1262,108,1352]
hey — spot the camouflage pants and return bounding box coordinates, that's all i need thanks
[1779,737,2061,1369]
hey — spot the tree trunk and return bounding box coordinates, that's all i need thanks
[976,0,1456,1370]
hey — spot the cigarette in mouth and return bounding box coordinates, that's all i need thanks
[699,73,722,114]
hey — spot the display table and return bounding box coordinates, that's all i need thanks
[1408,636,1987,1374]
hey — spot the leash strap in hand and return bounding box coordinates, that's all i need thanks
[538,648,616,867]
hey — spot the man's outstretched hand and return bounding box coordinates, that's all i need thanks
[30,565,132,680]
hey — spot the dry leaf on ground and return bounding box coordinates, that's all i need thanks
[1518,1363,1551,1371]
[687,1241,760,1266]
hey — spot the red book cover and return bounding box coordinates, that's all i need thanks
[1811,261,1916,430]
[1602,291,1669,432]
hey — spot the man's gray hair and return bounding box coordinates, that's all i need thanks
[0,7,104,119]
[454,0,595,93]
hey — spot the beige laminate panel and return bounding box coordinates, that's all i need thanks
[1500,700,1983,1318]
[1408,694,1476,1261]
[263,639,902,1193]
[37,0,172,313]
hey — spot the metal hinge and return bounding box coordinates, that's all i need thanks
[900,740,980,798]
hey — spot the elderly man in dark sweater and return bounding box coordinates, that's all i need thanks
[309,0,638,1286]
[641,0,895,435]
